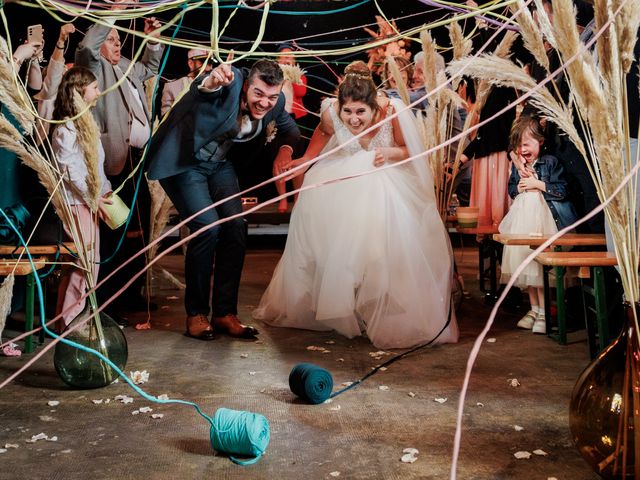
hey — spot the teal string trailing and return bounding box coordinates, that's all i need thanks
[0,208,269,466]
[289,363,334,404]
[210,408,270,465]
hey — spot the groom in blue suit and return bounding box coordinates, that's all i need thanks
[146,57,300,340]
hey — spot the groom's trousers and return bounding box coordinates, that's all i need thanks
[160,159,246,317]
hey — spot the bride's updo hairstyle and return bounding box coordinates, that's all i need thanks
[338,61,379,113]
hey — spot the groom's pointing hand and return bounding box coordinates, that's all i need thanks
[203,50,235,90]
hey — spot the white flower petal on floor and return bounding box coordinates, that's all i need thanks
[514,451,531,459]
[130,370,150,384]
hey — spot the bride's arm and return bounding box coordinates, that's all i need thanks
[373,108,409,167]
[283,109,334,174]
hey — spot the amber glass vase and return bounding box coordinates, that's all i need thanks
[54,301,128,389]
[569,302,640,478]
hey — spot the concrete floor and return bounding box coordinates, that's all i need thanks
[0,240,601,479]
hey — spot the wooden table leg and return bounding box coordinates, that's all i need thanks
[24,273,35,354]
[593,266,609,352]
[555,266,567,345]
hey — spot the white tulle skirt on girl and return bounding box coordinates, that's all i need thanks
[499,191,558,288]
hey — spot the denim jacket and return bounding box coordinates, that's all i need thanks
[508,154,578,229]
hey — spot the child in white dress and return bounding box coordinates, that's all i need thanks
[51,67,113,327]
[499,116,577,334]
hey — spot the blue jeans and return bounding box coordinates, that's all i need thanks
[160,160,246,317]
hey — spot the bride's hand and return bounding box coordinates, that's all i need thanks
[281,157,307,181]
[373,148,387,167]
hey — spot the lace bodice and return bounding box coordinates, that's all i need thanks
[326,100,396,156]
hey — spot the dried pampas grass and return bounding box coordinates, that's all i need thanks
[510,0,549,72]
[0,39,34,135]
[448,21,472,61]
[386,56,410,105]
[420,30,439,94]
[552,0,607,121]
[533,0,557,50]
[447,54,585,157]
[546,0,639,302]
[448,21,472,90]
[613,0,640,73]
[279,64,304,85]
[72,91,101,212]
[0,131,66,218]
[593,0,621,106]
[494,30,518,60]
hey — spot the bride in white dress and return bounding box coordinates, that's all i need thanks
[253,61,458,349]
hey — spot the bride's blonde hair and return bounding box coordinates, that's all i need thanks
[338,61,379,113]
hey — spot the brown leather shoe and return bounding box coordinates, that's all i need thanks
[211,314,259,338]
[186,314,215,341]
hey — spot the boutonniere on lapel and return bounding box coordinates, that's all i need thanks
[265,121,277,144]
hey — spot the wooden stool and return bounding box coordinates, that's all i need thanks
[536,251,617,358]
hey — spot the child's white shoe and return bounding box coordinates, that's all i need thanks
[532,313,546,334]
[517,310,537,330]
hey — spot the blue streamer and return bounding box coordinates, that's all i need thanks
[0,207,269,465]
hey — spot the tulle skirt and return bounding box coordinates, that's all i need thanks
[499,191,558,288]
[253,149,458,349]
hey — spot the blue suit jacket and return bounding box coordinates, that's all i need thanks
[146,67,300,181]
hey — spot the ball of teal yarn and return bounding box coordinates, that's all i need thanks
[289,363,334,404]
[210,408,270,465]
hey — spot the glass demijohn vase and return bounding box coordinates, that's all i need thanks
[54,298,128,389]
[569,302,640,478]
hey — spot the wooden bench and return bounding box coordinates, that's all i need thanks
[454,225,501,304]
[493,233,607,248]
[0,243,77,353]
[0,242,77,256]
[536,251,617,358]
[0,257,47,353]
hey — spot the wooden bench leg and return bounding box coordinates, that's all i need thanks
[543,265,552,336]
[478,239,485,293]
[555,266,567,345]
[487,239,498,305]
[593,266,609,352]
[580,279,598,359]
[39,282,46,345]
[24,273,35,354]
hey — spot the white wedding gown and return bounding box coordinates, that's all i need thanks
[253,98,458,349]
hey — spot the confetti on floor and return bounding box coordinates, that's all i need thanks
[514,451,531,459]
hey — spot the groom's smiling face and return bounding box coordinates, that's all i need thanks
[242,78,282,120]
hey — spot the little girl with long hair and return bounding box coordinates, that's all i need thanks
[51,66,113,327]
[499,115,577,334]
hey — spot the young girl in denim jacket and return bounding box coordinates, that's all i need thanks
[499,115,577,334]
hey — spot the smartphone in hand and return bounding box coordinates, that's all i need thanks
[27,24,44,62]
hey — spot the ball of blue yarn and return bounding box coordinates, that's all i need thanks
[289,363,334,404]
[210,408,270,465]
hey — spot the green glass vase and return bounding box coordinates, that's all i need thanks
[569,302,640,478]
[54,302,128,389]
